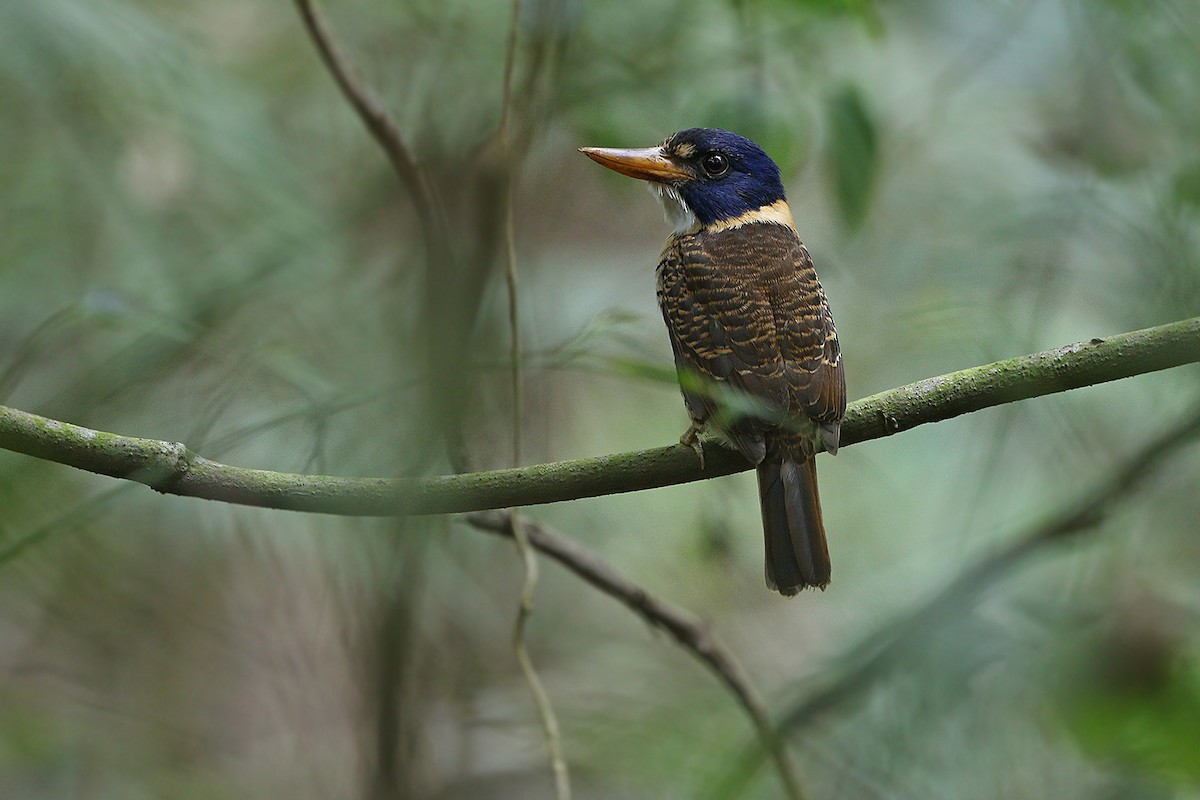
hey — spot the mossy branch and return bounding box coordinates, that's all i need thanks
[1,316,1198,515]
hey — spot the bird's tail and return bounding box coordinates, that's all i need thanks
[756,452,830,595]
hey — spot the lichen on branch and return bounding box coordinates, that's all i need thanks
[0,316,1198,516]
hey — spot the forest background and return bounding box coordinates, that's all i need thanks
[2,1,1200,798]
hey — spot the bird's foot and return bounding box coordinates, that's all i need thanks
[680,424,705,469]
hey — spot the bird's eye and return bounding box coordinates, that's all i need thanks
[701,152,730,177]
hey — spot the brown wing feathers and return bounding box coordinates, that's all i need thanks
[658,222,840,445]
[658,220,844,593]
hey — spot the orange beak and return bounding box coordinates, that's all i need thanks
[578,146,692,183]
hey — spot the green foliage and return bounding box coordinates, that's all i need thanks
[826,83,879,230]
[1068,671,1200,789]
[1174,160,1200,210]
[1060,604,1200,791]
[1,0,1199,797]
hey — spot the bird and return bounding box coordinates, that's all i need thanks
[580,128,845,595]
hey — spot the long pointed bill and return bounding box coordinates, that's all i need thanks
[578,146,692,183]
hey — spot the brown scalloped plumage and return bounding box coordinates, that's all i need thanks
[658,218,845,594]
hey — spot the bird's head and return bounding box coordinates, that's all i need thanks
[580,128,787,231]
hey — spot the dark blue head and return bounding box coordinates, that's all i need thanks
[580,128,786,227]
[660,128,786,225]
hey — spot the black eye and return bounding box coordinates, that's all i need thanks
[701,152,729,177]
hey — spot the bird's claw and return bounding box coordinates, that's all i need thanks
[680,424,705,469]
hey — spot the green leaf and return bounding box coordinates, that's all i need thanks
[827,83,879,231]
[1172,160,1200,211]
[1066,664,1200,789]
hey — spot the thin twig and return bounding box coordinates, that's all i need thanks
[709,401,1200,798]
[0,317,1196,515]
[0,307,78,404]
[497,2,569,796]
[291,0,438,243]
[293,0,467,469]
[500,0,524,467]
[507,512,571,799]
[468,510,805,800]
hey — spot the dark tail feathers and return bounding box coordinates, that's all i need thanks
[756,456,830,595]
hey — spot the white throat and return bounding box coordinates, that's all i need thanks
[649,183,698,233]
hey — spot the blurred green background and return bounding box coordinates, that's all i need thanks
[2,0,1200,797]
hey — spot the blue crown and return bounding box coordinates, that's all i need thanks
[665,128,786,226]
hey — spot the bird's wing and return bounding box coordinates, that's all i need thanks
[779,251,846,427]
[658,223,843,459]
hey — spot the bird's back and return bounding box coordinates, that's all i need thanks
[657,219,844,458]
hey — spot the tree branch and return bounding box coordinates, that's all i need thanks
[468,510,805,800]
[292,0,431,226]
[707,400,1200,799]
[0,317,1197,514]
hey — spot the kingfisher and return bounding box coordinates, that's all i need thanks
[580,128,846,595]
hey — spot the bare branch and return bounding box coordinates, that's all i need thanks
[0,317,1197,515]
[292,0,440,243]
[494,3,572,797]
[708,401,1200,799]
[468,510,805,800]
[500,0,524,467]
